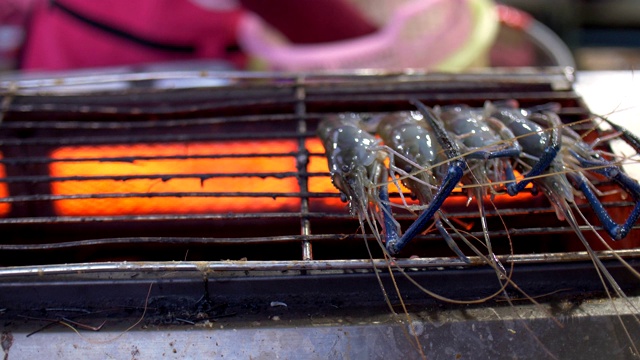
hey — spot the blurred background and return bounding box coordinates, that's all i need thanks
[501,0,640,70]
[0,0,639,73]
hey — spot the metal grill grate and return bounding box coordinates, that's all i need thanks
[0,68,638,285]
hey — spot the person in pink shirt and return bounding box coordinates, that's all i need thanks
[18,0,378,71]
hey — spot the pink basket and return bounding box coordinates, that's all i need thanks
[238,0,474,71]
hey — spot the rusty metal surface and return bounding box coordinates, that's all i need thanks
[2,294,639,359]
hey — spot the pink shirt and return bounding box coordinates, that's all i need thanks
[22,0,245,70]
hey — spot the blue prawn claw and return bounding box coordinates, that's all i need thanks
[386,163,465,256]
[386,99,467,258]
[569,151,640,240]
[377,182,400,246]
[488,104,562,197]
[506,114,561,196]
[492,102,640,242]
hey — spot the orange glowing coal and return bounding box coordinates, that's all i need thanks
[0,153,9,216]
[306,138,348,209]
[50,141,300,216]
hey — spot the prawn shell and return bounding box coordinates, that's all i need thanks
[376,111,444,170]
[491,108,551,158]
[317,114,379,176]
[438,105,503,150]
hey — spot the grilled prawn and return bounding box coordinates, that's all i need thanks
[376,111,469,261]
[562,118,640,241]
[317,113,399,245]
[488,104,640,347]
[435,103,523,258]
[380,100,467,255]
[489,103,640,241]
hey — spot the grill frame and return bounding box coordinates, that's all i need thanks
[0,67,639,309]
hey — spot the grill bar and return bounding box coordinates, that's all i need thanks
[1,224,639,250]
[0,205,635,227]
[0,152,307,165]
[295,77,314,261]
[1,249,639,278]
[0,191,334,201]
[0,213,311,224]
[0,172,303,183]
[0,113,301,129]
[2,68,574,88]
[2,91,581,120]
[0,130,308,146]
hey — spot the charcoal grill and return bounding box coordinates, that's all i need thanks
[0,68,639,359]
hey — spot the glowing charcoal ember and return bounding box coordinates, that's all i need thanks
[50,141,300,215]
[0,153,8,217]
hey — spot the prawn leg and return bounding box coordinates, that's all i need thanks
[503,112,562,196]
[569,152,640,240]
[387,99,466,255]
[388,163,464,255]
[377,181,400,244]
[435,213,470,262]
